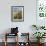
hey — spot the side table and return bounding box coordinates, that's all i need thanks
[4,33,18,46]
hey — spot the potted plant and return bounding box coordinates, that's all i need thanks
[32,24,45,30]
[32,25,39,30]
[40,26,45,29]
[33,32,46,43]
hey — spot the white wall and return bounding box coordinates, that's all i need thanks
[0,0,36,42]
[0,0,36,34]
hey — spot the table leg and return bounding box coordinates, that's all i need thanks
[5,34,7,46]
[16,34,18,46]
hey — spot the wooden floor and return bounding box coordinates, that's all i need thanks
[0,42,46,46]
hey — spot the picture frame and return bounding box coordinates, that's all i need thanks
[36,0,46,26]
[37,0,46,19]
[11,6,24,22]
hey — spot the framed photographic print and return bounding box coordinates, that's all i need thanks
[37,0,46,19]
[11,6,24,22]
[36,0,46,26]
